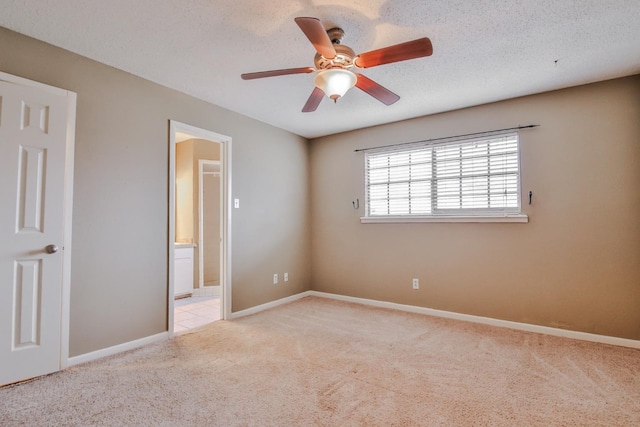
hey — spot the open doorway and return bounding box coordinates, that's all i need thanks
[168,121,231,335]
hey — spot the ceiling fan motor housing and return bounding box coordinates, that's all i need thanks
[314,44,356,70]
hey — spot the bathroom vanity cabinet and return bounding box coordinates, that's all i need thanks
[174,244,195,297]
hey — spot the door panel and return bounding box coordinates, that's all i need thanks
[14,259,42,348]
[16,145,46,232]
[0,78,71,386]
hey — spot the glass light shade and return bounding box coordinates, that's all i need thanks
[314,69,357,102]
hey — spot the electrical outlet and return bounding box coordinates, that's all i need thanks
[412,278,419,290]
[273,273,278,284]
[284,272,289,282]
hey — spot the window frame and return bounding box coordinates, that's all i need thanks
[361,132,528,224]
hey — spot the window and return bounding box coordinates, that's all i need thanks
[363,133,527,222]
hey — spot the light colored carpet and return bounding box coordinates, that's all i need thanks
[2,296,639,426]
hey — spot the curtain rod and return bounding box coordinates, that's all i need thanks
[353,125,539,153]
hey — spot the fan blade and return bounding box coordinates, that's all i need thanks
[355,74,400,105]
[302,87,324,112]
[294,17,336,59]
[241,67,315,80]
[354,37,433,68]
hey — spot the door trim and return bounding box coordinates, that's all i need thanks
[168,120,232,334]
[0,70,76,370]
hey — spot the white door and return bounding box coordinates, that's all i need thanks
[0,74,75,386]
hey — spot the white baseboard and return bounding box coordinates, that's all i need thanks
[193,285,220,297]
[230,291,312,319]
[64,290,640,368]
[67,332,169,367]
[307,291,640,350]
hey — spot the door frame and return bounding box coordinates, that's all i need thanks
[198,159,221,291]
[0,70,76,370]
[168,120,232,334]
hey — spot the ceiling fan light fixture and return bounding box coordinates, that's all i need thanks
[314,69,357,102]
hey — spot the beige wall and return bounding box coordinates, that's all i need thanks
[175,141,194,244]
[0,27,311,357]
[310,75,640,340]
[175,138,221,288]
[203,172,221,286]
[191,139,220,289]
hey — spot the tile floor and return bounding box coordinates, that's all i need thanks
[174,295,221,333]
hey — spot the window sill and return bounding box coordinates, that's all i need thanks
[360,214,529,224]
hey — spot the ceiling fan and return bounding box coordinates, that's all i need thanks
[241,17,433,112]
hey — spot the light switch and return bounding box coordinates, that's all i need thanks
[234,198,240,209]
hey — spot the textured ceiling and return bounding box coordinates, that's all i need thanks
[1,1,639,139]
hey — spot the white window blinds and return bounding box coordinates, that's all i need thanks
[365,133,521,217]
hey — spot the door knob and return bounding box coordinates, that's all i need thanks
[45,244,58,254]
